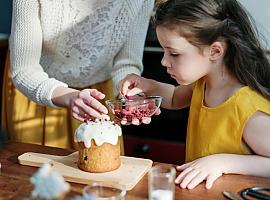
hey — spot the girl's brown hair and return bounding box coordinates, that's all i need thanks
[153,0,270,100]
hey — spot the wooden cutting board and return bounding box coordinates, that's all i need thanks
[18,152,153,191]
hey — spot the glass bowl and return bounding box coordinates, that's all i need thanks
[105,96,162,123]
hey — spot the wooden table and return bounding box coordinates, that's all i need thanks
[1,142,270,199]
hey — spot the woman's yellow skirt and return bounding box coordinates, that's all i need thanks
[1,51,124,153]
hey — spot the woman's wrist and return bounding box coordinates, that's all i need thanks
[51,86,80,108]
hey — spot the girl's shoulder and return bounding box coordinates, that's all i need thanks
[235,86,270,115]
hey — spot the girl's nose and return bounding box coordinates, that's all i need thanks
[161,55,170,68]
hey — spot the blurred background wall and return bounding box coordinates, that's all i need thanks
[0,0,11,144]
[239,0,270,50]
[0,0,12,34]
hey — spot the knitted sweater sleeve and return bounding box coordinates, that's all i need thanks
[9,0,68,108]
[111,0,154,96]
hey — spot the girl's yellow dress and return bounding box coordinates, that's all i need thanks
[186,78,270,162]
[2,51,124,153]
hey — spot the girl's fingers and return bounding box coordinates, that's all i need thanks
[180,169,200,189]
[122,80,133,96]
[142,117,151,124]
[120,118,131,125]
[176,162,192,171]
[186,172,207,190]
[126,87,143,97]
[121,117,150,125]
[175,167,193,184]
[205,173,222,189]
[154,108,161,115]
[121,118,128,125]
[131,118,140,125]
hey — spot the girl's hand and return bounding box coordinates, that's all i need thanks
[120,108,161,126]
[117,74,160,125]
[175,154,226,190]
[117,74,151,97]
[70,89,109,122]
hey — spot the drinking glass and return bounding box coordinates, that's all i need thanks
[148,164,176,200]
[83,183,126,200]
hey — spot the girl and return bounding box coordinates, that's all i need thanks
[118,0,270,189]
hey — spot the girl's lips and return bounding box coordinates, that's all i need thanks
[167,70,177,78]
[167,71,173,76]
[170,74,176,78]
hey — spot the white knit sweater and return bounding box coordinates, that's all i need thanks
[10,0,154,107]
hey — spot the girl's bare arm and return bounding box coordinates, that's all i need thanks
[148,80,193,109]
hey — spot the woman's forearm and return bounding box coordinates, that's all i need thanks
[10,1,69,107]
[51,86,79,108]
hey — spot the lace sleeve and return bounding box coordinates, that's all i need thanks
[10,0,68,107]
[111,0,155,97]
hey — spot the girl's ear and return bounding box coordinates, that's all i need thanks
[209,41,225,61]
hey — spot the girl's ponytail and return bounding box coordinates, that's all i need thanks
[218,0,270,99]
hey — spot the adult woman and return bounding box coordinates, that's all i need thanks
[2,0,154,152]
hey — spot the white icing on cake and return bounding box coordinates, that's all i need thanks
[75,119,122,148]
[30,163,70,199]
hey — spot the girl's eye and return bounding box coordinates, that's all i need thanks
[170,53,179,57]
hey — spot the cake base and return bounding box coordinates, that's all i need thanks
[77,140,120,173]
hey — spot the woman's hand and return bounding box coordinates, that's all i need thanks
[52,86,109,122]
[70,89,109,122]
[175,154,226,190]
